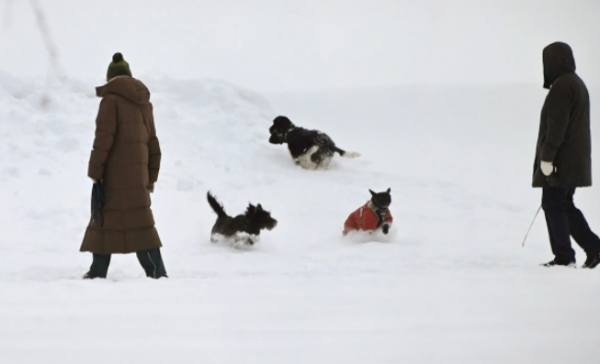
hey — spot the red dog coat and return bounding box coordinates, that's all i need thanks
[343,202,393,235]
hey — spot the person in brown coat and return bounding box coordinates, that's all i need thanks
[80,53,167,279]
[532,42,600,269]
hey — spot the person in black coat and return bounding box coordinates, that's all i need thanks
[532,41,600,268]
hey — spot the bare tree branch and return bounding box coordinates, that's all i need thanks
[1,0,69,109]
[29,0,67,82]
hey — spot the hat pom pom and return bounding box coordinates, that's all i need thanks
[112,52,124,62]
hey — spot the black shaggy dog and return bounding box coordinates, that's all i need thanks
[268,115,360,170]
[206,192,278,245]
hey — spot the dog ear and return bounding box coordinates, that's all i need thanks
[269,134,283,144]
[369,189,375,197]
[386,188,391,194]
[257,203,263,211]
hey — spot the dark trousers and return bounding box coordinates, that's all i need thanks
[88,248,168,279]
[542,187,600,263]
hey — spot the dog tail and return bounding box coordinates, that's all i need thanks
[334,146,360,159]
[207,191,227,218]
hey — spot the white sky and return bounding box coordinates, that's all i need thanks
[0,0,598,92]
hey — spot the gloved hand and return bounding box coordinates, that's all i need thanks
[148,183,155,193]
[541,161,556,176]
[382,224,390,235]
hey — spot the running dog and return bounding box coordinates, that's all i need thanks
[268,115,360,170]
[206,191,278,245]
[343,188,393,235]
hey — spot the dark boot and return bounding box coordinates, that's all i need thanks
[83,254,111,279]
[136,249,168,279]
[541,259,576,268]
[582,252,600,269]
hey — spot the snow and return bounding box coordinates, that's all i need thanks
[1,71,600,363]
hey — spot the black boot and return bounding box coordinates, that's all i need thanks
[136,249,168,279]
[582,252,600,269]
[541,259,576,268]
[84,254,111,279]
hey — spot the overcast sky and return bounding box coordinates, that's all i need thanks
[0,0,598,92]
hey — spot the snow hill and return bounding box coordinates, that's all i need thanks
[1,73,600,363]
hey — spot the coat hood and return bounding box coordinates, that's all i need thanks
[96,76,150,104]
[543,42,576,89]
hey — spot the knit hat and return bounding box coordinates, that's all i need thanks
[106,52,132,81]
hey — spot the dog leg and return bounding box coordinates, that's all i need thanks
[296,145,320,169]
[382,223,390,235]
[318,155,333,170]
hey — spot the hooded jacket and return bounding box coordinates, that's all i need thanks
[532,42,592,188]
[80,76,162,254]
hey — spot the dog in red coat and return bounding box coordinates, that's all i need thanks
[343,188,393,235]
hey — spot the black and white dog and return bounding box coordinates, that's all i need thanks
[206,192,278,246]
[268,115,360,170]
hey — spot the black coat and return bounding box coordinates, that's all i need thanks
[532,42,592,188]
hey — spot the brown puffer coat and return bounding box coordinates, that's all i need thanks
[80,76,162,254]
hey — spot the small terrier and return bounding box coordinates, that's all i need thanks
[206,191,278,245]
[343,188,393,235]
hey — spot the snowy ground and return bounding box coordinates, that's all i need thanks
[1,73,600,363]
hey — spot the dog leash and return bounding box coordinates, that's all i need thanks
[522,204,542,247]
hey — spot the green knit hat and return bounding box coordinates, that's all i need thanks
[106,52,132,81]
